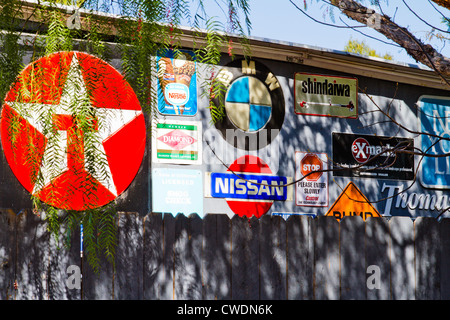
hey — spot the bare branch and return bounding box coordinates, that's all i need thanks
[403,0,450,34]
[329,0,450,82]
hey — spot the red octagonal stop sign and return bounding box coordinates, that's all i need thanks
[1,52,146,210]
[300,153,323,181]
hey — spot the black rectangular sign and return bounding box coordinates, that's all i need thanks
[332,133,414,180]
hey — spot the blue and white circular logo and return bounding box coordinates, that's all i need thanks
[210,59,285,150]
[225,76,272,132]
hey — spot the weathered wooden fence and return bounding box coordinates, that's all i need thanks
[0,209,449,300]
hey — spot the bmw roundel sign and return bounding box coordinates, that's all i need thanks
[210,58,285,150]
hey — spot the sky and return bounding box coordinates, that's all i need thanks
[222,0,450,68]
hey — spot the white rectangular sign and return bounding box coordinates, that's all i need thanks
[152,119,202,165]
[295,151,328,207]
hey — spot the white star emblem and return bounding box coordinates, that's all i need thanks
[5,54,142,197]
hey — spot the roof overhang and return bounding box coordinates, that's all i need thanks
[8,0,450,91]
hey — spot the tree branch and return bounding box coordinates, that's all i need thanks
[329,0,450,82]
[431,0,450,11]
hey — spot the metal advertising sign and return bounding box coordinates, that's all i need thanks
[152,120,202,165]
[209,59,285,150]
[152,168,203,216]
[295,152,328,207]
[205,155,293,218]
[294,72,358,118]
[332,132,414,180]
[156,50,197,116]
[418,95,450,189]
[326,182,381,221]
[0,51,146,210]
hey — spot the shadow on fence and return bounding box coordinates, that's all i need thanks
[1,209,449,300]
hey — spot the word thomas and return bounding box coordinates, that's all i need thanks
[382,183,450,216]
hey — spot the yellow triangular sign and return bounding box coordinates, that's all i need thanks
[326,182,381,221]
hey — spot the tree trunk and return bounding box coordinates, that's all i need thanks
[431,0,450,11]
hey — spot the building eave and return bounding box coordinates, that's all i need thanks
[10,0,450,91]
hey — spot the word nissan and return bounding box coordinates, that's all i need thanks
[211,172,288,201]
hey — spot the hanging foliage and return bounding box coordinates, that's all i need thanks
[0,0,252,273]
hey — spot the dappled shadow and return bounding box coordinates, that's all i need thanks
[389,216,415,300]
[365,216,390,300]
[340,215,366,300]
[2,211,449,300]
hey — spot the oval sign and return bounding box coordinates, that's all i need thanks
[165,83,190,106]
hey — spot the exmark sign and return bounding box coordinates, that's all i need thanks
[332,132,414,180]
[295,152,328,207]
[205,155,292,218]
[418,95,450,189]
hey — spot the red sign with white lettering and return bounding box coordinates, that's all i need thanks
[300,153,323,181]
[351,137,371,163]
[225,155,278,218]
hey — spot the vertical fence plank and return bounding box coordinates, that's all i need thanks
[286,215,313,300]
[82,256,114,299]
[114,212,143,300]
[259,214,286,300]
[340,216,365,300]
[173,213,189,300]
[365,216,390,300]
[47,222,81,300]
[143,212,164,299]
[415,217,440,300]
[161,213,175,299]
[231,215,260,300]
[14,210,49,300]
[81,213,117,300]
[440,218,450,299]
[174,214,203,300]
[0,209,16,300]
[389,216,415,300]
[313,216,340,300]
[202,214,231,300]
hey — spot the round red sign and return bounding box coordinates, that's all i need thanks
[351,137,370,163]
[1,52,146,210]
[225,155,275,219]
[300,153,323,181]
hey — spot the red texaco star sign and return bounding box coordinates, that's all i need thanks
[0,51,146,210]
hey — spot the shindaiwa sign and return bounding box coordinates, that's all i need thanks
[294,72,358,119]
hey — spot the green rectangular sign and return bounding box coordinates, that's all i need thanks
[152,120,202,165]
